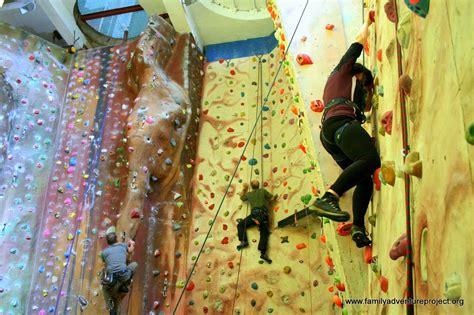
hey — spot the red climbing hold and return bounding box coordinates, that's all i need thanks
[227,261,234,269]
[325,24,335,30]
[310,100,324,112]
[209,204,215,210]
[389,233,408,260]
[199,174,203,181]
[333,295,343,308]
[203,306,209,313]
[296,53,313,65]
[227,127,234,132]
[377,49,383,62]
[369,10,376,23]
[380,276,389,293]
[298,144,307,154]
[203,109,209,115]
[374,168,381,190]
[336,222,353,236]
[223,224,228,231]
[296,243,307,250]
[364,41,370,55]
[381,111,393,135]
[130,208,140,219]
[230,69,236,75]
[238,141,245,148]
[311,186,319,195]
[336,282,346,292]
[186,281,195,291]
[221,237,229,245]
[325,255,334,267]
[320,235,327,244]
[364,245,373,264]
[241,155,247,161]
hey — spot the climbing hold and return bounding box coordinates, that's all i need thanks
[381,161,396,186]
[221,237,229,245]
[250,299,256,307]
[336,282,346,292]
[154,249,161,257]
[325,24,335,31]
[373,168,381,190]
[296,53,313,65]
[389,233,408,260]
[399,74,412,95]
[291,105,299,115]
[298,144,307,154]
[381,111,393,135]
[369,10,375,23]
[296,243,307,250]
[380,276,389,293]
[320,235,327,244]
[377,85,384,97]
[283,266,291,274]
[377,49,383,62]
[403,151,422,177]
[368,214,376,227]
[333,295,343,308]
[227,261,234,269]
[336,222,353,236]
[466,123,474,145]
[251,282,258,290]
[130,208,140,219]
[267,290,273,297]
[384,0,398,23]
[404,0,429,18]
[325,255,334,267]
[310,100,324,112]
[444,272,462,300]
[397,11,412,48]
[300,194,311,205]
[248,158,257,166]
[364,245,373,264]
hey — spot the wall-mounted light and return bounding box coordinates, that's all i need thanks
[0,0,36,15]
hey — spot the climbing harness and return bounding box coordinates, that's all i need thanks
[172,1,310,313]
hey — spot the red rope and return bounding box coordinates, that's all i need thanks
[393,2,414,314]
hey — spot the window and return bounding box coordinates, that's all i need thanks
[77,0,148,39]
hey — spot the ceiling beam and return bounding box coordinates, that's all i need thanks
[80,4,144,21]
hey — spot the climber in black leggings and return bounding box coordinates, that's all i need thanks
[309,12,380,248]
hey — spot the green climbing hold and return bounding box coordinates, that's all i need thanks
[466,123,474,145]
[300,194,312,205]
[311,233,317,239]
[323,218,330,224]
[268,308,274,313]
[267,290,273,297]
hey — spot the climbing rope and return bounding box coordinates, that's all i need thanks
[230,54,265,312]
[393,2,415,314]
[172,1,310,312]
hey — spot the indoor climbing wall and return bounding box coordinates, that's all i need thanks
[0,23,70,314]
[270,0,473,314]
[171,48,344,314]
[0,17,204,315]
[365,0,473,314]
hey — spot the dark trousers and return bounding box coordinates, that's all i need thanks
[237,208,269,254]
[320,117,380,227]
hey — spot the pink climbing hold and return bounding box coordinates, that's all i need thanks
[381,111,393,135]
[389,233,408,260]
[384,0,398,23]
[64,198,72,206]
[145,116,154,124]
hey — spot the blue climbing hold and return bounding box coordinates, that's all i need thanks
[262,106,269,111]
[248,158,258,166]
[251,282,258,290]
[404,0,429,18]
[69,157,77,166]
[264,143,271,150]
[39,265,45,273]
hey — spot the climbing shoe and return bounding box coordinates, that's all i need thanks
[351,225,372,248]
[260,254,272,264]
[309,193,350,222]
[236,241,249,251]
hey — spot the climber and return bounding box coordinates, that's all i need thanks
[101,230,138,314]
[236,180,277,263]
[310,11,380,248]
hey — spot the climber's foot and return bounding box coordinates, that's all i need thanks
[236,241,249,251]
[260,254,272,264]
[351,225,372,248]
[309,193,350,222]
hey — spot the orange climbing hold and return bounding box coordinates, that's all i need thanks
[377,49,383,62]
[298,144,307,154]
[333,295,343,308]
[296,243,307,250]
[325,24,335,30]
[279,88,285,95]
[328,286,334,293]
[320,235,327,244]
[311,186,319,195]
[364,41,370,55]
[291,105,299,115]
[296,53,313,65]
[380,276,389,293]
